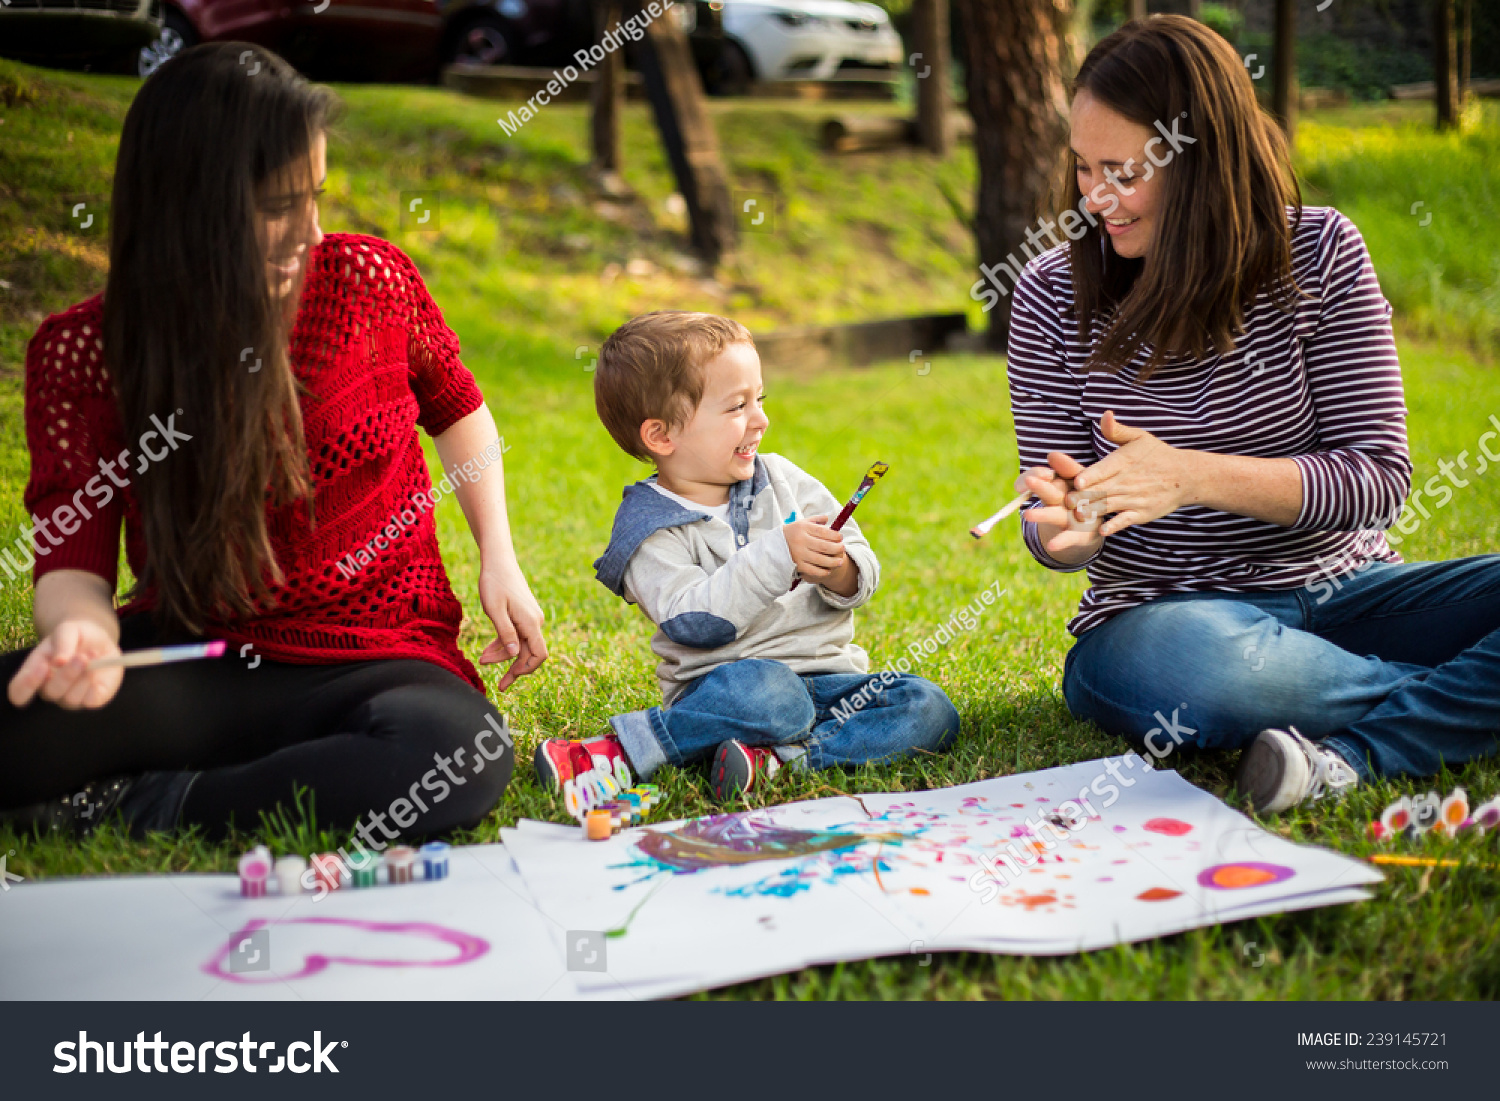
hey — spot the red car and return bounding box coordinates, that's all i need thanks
[137,0,608,80]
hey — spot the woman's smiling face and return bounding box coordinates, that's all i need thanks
[254,129,327,301]
[1070,89,1168,260]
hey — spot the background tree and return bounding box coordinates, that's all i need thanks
[954,0,1076,347]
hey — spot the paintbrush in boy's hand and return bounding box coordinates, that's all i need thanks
[790,461,889,591]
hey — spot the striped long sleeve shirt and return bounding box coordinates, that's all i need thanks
[1006,206,1412,637]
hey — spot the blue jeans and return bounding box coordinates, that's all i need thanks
[1062,556,1500,781]
[610,658,960,778]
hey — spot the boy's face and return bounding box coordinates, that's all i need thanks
[649,341,767,499]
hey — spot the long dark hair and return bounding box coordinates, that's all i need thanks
[1066,16,1301,378]
[104,43,338,632]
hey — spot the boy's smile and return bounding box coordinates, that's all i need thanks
[646,342,767,506]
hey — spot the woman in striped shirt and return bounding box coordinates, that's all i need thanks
[1005,16,1500,813]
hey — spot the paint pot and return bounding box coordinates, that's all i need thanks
[274,854,308,895]
[350,851,380,889]
[385,846,417,884]
[421,840,450,881]
[586,809,612,841]
[1409,792,1442,833]
[238,851,271,898]
[311,852,343,892]
[1434,787,1469,836]
[1470,797,1500,834]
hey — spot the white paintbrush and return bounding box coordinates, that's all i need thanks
[970,491,1032,539]
[87,640,227,671]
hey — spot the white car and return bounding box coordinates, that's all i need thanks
[712,0,902,92]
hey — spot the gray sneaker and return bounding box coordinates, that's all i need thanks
[1235,727,1360,814]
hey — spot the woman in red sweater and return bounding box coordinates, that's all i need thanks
[0,44,546,839]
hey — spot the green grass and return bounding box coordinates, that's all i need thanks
[1299,100,1500,361]
[2,61,1499,999]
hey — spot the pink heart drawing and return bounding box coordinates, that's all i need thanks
[203,917,489,983]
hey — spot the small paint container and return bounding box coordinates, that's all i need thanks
[238,851,270,898]
[421,841,450,881]
[275,855,308,895]
[350,852,380,889]
[311,852,343,892]
[385,846,417,884]
[586,809,612,841]
[1473,798,1500,833]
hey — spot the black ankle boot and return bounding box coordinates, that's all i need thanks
[0,776,135,837]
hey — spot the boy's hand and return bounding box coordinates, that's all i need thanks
[784,515,858,595]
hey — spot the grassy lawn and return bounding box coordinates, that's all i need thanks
[2,60,1498,999]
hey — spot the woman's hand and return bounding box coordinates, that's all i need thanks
[1016,452,1105,560]
[1071,410,1198,537]
[477,560,548,692]
[7,618,124,710]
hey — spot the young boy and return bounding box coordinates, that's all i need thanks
[535,310,959,800]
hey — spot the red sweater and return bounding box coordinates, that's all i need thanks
[22,233,487,691]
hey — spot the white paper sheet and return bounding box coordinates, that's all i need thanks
[0,759,1380,1001]
[0,844,580,1000]
[503,758,1381,998]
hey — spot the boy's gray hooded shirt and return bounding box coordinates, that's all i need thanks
[593,452,880,704]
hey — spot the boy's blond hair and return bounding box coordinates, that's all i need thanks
[594,310,755,461]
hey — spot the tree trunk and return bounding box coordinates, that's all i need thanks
[912,0,953,155]
[1271,0,1296,141]
[589,0,624,172]
[954,0,1073,348]
[1127,0,1146,20]
[1460,0,1472,109]
[1434,0,1457,128]
[633,1,736,264]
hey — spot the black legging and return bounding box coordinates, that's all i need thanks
[0,615,512,838]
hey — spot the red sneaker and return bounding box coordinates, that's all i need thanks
[711,740,782,800]
[534,734,632,792]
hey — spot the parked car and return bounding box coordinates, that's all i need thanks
[0,0,161,72]
[137,0,448,80]
[707,0,900,94]
[136,0,720,81]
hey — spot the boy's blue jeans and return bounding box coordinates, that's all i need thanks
[1062,556,1500,780]
[610,658,960,778]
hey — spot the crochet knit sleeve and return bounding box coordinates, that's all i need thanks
[22,302,125,588]
[372,241,484,436]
